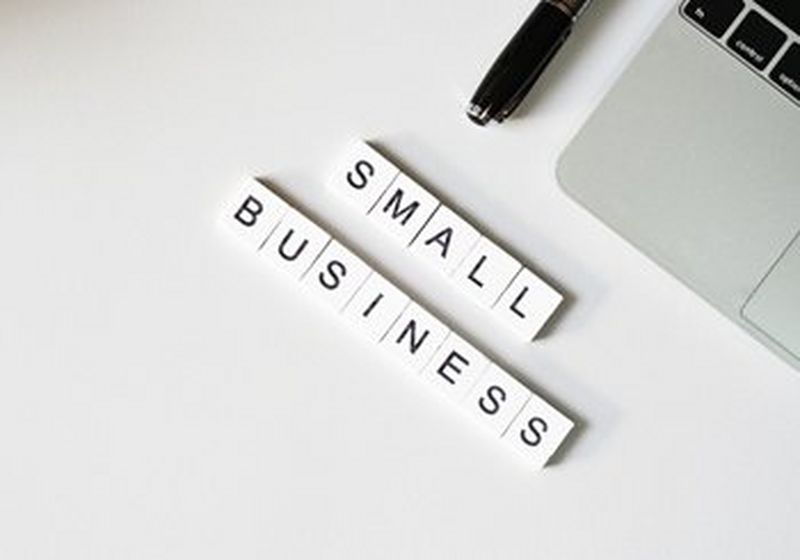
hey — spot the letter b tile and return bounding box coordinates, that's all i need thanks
[221,177,289,251]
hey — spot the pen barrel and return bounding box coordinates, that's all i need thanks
[468,2,574,124]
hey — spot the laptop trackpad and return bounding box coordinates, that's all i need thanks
[743,235,800,361]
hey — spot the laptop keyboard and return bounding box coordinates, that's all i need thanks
[682,0,800,105]
[754,0,800,35]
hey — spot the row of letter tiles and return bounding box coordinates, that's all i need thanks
[221,177,574,470]
[327,140,564,342]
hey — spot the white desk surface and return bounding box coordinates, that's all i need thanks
[2,1,799,558]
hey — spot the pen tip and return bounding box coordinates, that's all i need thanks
[466,103,492,126]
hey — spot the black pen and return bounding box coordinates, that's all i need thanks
[467,0,593,126]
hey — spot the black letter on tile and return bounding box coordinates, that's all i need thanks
[234,196,263,227]
[479,385,507,415]
[424,227,453,258]
[319,260,347,290]
[509,287,529,319]
[520,417,548,447]
[277,230,308,261]
[437,351,469,385]
[347,160,375,190]
[467,256,487,287]
[363,293,384,317]
[396,320,429,354]
[382,189,420,226]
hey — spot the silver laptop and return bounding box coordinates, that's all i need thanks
[558,0,799,371]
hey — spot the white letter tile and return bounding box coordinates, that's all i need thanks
[260,208,331,280]
[382,302,450,373]
[502,393,574,470]
[409,204,481,275]
[454,237,522,309]
[493,268,563,341]
[422,333,490,403]
[343,273,410,343]
[327,141,400,214]
[462,364,531,437]
[369,174,440,246]
[303,241,373,312]
[221,177,289,251]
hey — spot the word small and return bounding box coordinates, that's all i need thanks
[221,178,574,470]
[328,141,564,342]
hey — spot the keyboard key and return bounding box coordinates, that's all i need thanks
[771,44,800,102]
[754,0,800,36]
[683,0,745,38]
[727,11,788,70]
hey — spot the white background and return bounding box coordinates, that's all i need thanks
[2,0,799,558]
